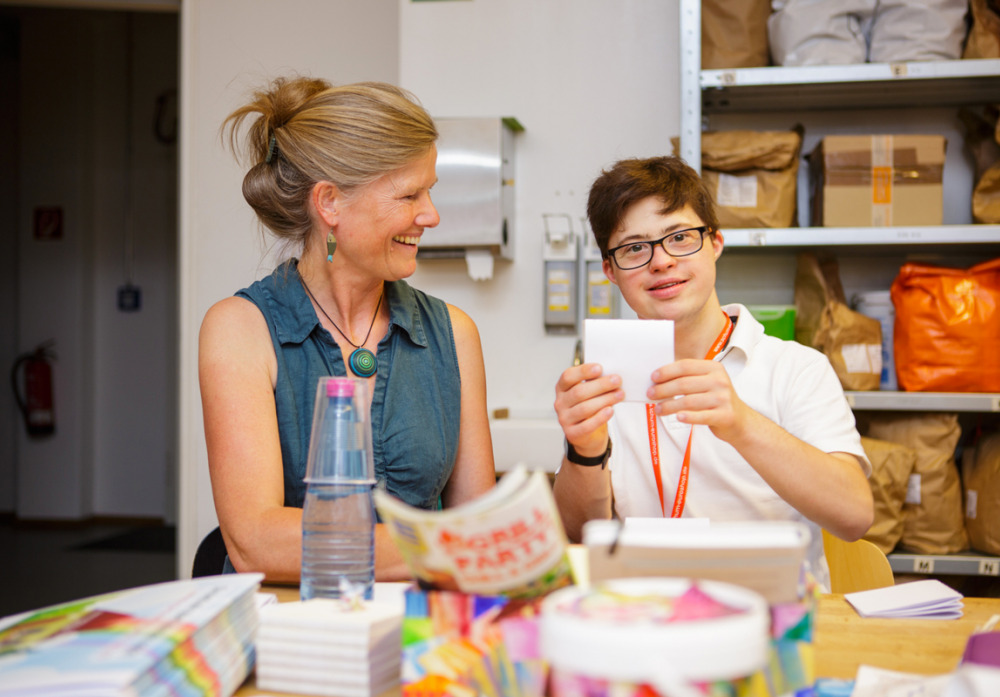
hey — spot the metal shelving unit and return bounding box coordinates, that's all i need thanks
[701,59,1000,112]
[888,552,1000,577]
[722,225,1000,249]
[680,1,1000,578]
[845,392,1000,413]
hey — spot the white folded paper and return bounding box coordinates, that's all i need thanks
[845,579,964,619]
[584,318,674,402]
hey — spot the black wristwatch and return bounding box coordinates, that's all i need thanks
[565,438,612,469]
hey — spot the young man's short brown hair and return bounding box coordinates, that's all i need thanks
[587,156,720,257]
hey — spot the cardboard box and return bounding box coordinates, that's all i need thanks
[809,135,945,227]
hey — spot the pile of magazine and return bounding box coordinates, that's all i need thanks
[255,596,404,697]
[0,573,263,697]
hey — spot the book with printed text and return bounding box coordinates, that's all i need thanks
[375,466,574,599]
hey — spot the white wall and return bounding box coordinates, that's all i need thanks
[178,0,400,574]
[17,10,100,519]
[91,12,178,518]
[399,0,678,415]
[178,0,680,576]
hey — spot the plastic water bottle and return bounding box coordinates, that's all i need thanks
[300,377,376,601]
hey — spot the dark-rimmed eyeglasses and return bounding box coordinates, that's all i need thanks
[606,226,711,270]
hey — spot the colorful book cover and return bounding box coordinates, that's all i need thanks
[375,466,574,600]
[0,573,262,697]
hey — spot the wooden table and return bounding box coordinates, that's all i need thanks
[814,593,1000,679]
[236,589,1000,695]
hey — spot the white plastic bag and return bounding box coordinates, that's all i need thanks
[769,0,968,66]
[869,0,968,62]
[768,0,874,66]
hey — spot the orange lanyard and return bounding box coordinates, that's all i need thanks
[647,312,734,517]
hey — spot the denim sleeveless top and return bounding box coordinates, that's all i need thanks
[235,259,461,511]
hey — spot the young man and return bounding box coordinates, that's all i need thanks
[552,156,873,590]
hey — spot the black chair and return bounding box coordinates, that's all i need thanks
[192,526,229,577]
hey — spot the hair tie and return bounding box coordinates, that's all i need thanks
[265,135,277,164]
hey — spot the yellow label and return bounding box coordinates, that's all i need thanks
[872,166,892,204]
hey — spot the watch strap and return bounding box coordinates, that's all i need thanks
[565,438,612,468]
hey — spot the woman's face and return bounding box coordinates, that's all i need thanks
[335,145,440,281]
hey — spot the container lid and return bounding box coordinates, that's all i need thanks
[540,578,769,689]
[326,377,356,398]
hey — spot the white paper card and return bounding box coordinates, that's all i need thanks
[584,319,674,402]
[850,665,952,697]
[845,579,964,619]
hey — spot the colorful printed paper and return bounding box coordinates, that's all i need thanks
[0,574,262,697]
[401,587,547,697]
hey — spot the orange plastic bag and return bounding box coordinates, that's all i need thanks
[890,258,1000,392]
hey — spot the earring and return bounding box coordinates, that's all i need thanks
[327,230,337,262]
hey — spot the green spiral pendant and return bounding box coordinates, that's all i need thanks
[349,347,377,378]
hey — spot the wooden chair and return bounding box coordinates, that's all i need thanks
[822,529,895,593]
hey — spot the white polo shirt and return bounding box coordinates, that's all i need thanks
[606,304,871,591]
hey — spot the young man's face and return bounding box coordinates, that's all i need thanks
[602,198,724,325]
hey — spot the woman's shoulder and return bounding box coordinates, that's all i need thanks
[200,295,270,347]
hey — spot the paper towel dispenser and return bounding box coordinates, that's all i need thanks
[419,117,522,267]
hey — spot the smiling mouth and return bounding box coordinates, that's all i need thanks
[650,279,685,291]
[393,235,420,246]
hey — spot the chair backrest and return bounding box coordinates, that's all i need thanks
[192,526,228,577]
[822,529,894,594]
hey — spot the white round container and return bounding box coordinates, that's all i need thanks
[854,290,897,391]
[540,578,770,697]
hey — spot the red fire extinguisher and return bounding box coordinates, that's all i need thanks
[11,341,56,438]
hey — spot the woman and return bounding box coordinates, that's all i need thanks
[199,76,497,583]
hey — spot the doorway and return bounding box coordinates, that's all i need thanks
[0,5,179,525]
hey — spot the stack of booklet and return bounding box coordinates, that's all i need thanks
[256,598,404,697]
[0,573,263,697]
[845,579,964,619]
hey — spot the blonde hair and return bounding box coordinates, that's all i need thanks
[223,76,438,244]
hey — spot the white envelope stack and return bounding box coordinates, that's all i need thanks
[256,599,404,697]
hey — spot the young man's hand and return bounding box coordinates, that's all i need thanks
[554,362,624,456]
[648,358,751,443]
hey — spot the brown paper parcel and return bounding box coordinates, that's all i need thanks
[794,253,882,391]
[860,435,917,555]
[673,130,802,228]
[962,430,1000,556]
[701,0,771,69]
[858,412,968,555]
[964,0,1000,59]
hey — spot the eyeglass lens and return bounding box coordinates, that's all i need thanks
[612,227,706,269]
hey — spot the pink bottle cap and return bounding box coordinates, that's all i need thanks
[326,377,355,398]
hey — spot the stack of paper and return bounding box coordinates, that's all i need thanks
[0,573,263,697]
[256,599,403,697]
[583,518,810,605]
[845,579,964,619]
